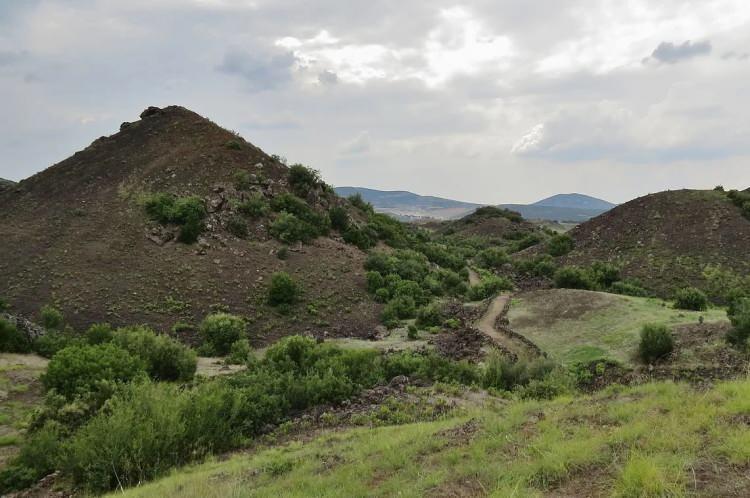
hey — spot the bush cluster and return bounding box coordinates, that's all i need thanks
[467,275,513,301]
[142,193,206,243]
[269,193,330,243]
[199,313,246,356]
[0,319,31,353]
[237,194,269,218]
[727,297,750,347]
[288,164,322,198]
[546,234,574,257]
[267,272,302,307]
[638,324,674,363]
[482,352,557,392]
[727,189,750,219]
[673,287,708,311]
[552,262,646,296]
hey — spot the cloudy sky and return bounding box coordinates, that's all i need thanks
[1,0,750,204]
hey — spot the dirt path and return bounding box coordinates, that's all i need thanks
[468,268,481,286]
[475,294,542,358]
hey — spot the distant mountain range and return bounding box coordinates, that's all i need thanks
[334,187,615,222]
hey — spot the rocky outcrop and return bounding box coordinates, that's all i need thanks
[1,313,46,341]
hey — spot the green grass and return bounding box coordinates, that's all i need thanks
[110,379,750,497]
[507,289,727,366]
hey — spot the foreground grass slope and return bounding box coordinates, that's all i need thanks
[113,379,750,498]
[508,289,727,365]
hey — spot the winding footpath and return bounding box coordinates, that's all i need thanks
[468,268,543,358]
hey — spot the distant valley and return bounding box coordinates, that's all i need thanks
[334,186,615,222]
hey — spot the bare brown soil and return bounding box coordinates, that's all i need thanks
[0,106,380,345]
[562,189,750,297]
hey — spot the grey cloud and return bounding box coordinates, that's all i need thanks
[649,40,712,64]
[722,51,750,61]
[217,49,297,92]
[318,70,338,85]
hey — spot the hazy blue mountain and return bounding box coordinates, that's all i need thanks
[334,186,615,222]
[532,193,616,211]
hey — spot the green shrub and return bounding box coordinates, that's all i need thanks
[673,287,708,311]
[727,297,750,347]
[32,331,82,358]
[482,352,556,391]
[227,338,252,365]
[342,225,377,249]
[407,324,419,340]
[143,193,206,243]
[374,288,390,303]
[554,266,593,290]
[0,298,8,311]
[416,303,444,328]
[467,276,513,301]
[237,194,269,218]
[476,247,509,269]
[270,212,320,243]
[589,262,621,288]
[366,271,385,293]
[199,313,246,356]
[276,246,289,260]
[329,206,350,231]
[638,324,673,363]
[348,193,374,214]
[226,139,242,151]
[0,319,30,353]
[41,344,146,400]
[288,164,321,197]
[112,326,196,381]
[84,323,113,345]
[268,272,301,307]
[610,280,648,297]
[382,296,416,325]
[0,422,63,493]
[40,305,64,330]
[232,169,252,190]
[546,234,574,256]
[226,215,249,238]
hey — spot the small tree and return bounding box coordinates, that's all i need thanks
[673,287,708,311]
[40,305,64,330]
[553,266,593,290]
[199,313,246,356]
[638,324,674,363]
[267,272,301,306]
[727,297,750,347]
[288,164,321,197]
[546,234,574,257]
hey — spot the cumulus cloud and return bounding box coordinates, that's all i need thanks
[648,40,712,64]
[2,0,750,202]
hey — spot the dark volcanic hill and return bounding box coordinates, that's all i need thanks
[562,189,750,296]
[0,178,15,194]
[434,206,541,240]
[0,106,379,343]
[532,193,615,211]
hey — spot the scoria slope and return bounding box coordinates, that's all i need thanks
[0,106,379,343]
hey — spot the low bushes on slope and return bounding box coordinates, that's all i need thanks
[142,193,207,243]
[673,287,709,311]
[638,324,674,363]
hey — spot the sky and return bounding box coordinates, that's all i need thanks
[1,0,750,204]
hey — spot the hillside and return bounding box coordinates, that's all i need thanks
[0,106,379,343]
[562,189,750,297]
[112,378,750,498]
[335,186,615,222]
[0,178,15,194]
[433,205,541,241]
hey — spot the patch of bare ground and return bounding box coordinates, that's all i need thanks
[545,465,612,498]
[691,460,750,497]
[195,357,246,377]
[509,289,617,330]
[641,322,749,385]
[426,477,487,498]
